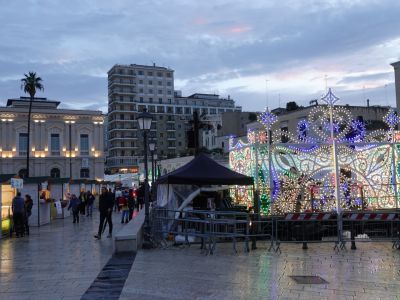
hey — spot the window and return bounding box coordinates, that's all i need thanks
[120,114,124,120]
[138,70,144,75]
[167,90,172,95]
[50,134,60,156]
[139,88,143,93]
[148,71,153,76]
[130,96,134,102]
[166,72,172,78]
[148,80,153,85]
[167,81,172,86]
[80,134,89,155]
[139,79,143,84]
[50,168,60,178]
[168,99,172,104]
[140,97,143,103]
[210,108,216,114]
[119,96,123,101]
[158,89,162,94]
[185,107,191,115]
[18,132,29,156]
[149,98,153,103]
[80,168,90,178]
[158,81,162,85]
[159,98,162,104]
[157,72,162,77]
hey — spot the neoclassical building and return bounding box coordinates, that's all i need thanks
[0,97,104,179]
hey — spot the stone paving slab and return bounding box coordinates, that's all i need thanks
[0,211,125,300]
[120,242,400,300]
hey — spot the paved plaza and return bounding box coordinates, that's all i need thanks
[1,215,400,300]
[121,242,400,300]
[0,212,125,300]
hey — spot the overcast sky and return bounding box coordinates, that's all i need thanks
[0,0,399,112]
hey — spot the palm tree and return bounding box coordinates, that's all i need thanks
[21,72,44,178]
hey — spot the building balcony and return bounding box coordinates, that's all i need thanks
[109,90,137,96]
[108,136,138,141]
[108,82,136,88]
[108,73,136,79]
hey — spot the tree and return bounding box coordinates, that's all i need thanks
[21,72,44,177]
[286,101,299,111]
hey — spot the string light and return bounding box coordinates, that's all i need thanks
[229,89,398,214]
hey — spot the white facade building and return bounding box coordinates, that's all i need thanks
[0,97,105,179]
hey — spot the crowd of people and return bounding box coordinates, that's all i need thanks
[11,183,147,239]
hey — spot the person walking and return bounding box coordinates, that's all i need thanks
[24,194,33,236]
[128,189,135,221]
[79,191,87,215]
[94,187,114,239]
[86,191,95,217]
[137,183,145,211]
[68,194,81,223]
[12,192,26,238]
[119,194,129,223]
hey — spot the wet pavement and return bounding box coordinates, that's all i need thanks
[2,214,400,300]
[0,211,126,300]
[120,242,400,300]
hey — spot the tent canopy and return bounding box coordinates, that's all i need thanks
[157,154,254,186]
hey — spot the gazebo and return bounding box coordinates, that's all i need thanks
[157,154,254,210]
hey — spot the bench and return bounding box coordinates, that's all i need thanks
[114,209,145,254]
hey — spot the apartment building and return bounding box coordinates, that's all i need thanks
[0,97,105,179]
[106,63,242,173]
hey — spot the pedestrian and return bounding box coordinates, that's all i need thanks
[128,189,135,220]
[137,183,145,211]
[86,191,95,217]
[12,192,26,238]
[94,187,114,239]
[68,194,81,223]
[24,194,33,236]
[79,191,87,215]
[119,195,129,223]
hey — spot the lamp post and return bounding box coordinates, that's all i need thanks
[65,120,75,179]
[149,141,156,184]
[137,108,153,248]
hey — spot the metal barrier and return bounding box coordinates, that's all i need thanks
[150,209,400,253]
[273,213,341,253]
[342,212,400,250]
[150,208,276,254]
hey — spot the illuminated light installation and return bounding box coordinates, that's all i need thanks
[229,89,399,214]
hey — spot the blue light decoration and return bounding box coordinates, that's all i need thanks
[384,108,399,130]
[320,88,340,106]
[258,108,278,130]
[229,88,398,214]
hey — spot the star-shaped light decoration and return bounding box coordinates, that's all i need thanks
[258,108,278,130]
[320,88,340,106]
[383,108,399,130]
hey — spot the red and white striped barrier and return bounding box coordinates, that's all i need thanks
[343,213,398,221]
[285,213,334,221]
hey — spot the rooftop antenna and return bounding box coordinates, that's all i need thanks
[324,74,328,92]
[385,84,388,103]
[278,93,281,108]
[265,79,270,108]
[362,85,366,106]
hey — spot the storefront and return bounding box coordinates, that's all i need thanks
[0,174,18,238]
[22,177,52,227]
[49,178,70,220]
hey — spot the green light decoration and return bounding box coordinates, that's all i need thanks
[229,89,400,214]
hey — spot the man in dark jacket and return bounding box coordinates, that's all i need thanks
[94,187,114,239]
[12,192,26,237]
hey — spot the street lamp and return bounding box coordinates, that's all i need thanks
[149,140,156,185]
[137,108,153,248]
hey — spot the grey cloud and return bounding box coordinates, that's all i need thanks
[0,0,399,112]
[338,72,392,84]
